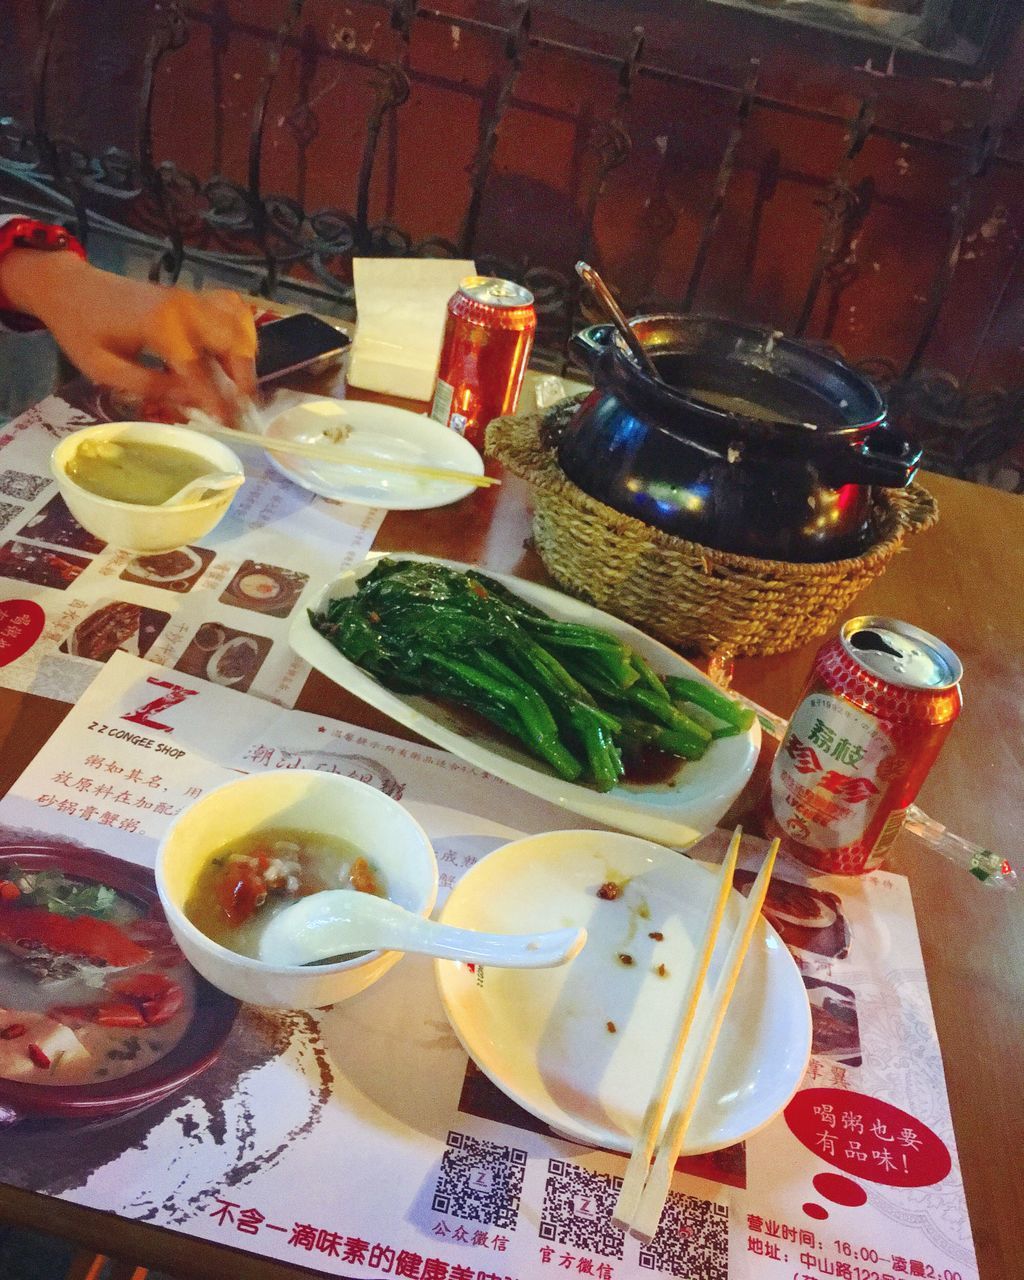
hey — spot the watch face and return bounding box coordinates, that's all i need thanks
[0,218,85,326]
[2,217,83,259]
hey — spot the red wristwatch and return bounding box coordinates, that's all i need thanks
[0,216,87,331]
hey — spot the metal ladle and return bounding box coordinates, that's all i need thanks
[575,260,662,381]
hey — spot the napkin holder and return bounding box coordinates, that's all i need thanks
[347,258,474,401]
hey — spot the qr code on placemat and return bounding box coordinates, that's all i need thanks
[0,471,49,502]
[539,1158,624,1259]
[638,1192,728,1278]
[432,1130,527,1230]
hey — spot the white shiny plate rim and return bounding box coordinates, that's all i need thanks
[434,830,812,1155]
[263,398,484,510]
[289,552,761,847]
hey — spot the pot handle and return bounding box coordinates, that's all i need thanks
[569,324,615,373]
[818,432,923,489]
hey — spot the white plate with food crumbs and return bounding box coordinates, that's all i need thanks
[436,829,810,1155]
[263,394,485,508]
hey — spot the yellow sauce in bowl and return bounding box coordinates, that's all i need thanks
[67,439,213,505]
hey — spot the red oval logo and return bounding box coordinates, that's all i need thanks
[0,599,45,666]
[785,1087,952,1188]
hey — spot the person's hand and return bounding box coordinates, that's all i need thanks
[0,250,257,424]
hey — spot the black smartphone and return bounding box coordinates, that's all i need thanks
[255,313,351,383]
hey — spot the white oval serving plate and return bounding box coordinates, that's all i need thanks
[289,552,760,847]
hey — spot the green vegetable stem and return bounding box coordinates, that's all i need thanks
[311,560,754,791]
[664,677,757,734]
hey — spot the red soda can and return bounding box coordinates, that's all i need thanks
[767,616,963,875]
[430,276,536,450]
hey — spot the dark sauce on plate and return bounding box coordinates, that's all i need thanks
[441,701,525,754]
[436,699,685,788]
[620,745,683,787]
[432,701,686,788]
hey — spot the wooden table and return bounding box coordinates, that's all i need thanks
[0,377,1022,1280]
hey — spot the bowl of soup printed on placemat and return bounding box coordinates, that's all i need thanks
[0,841,238,1123]
[220,561,309,618]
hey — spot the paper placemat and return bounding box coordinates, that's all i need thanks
[0,388,383,706]
[0,653,979,1280]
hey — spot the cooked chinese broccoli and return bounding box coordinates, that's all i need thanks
[310,559,753,791]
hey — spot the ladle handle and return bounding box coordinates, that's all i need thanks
[570,323,615,370]
[384,914,587,968]
[575,261,661,380]
[259,889,588,970]
[163,473,244,506]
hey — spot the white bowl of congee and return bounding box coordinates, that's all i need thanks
[156,771,438,1008]
[51,422,244,553]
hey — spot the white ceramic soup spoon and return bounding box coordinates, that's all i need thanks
[160,471,245,506]
[258,890,587,970]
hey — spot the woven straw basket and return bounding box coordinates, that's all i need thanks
[486,399,938,658]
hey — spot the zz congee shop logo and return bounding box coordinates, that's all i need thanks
[121,676,199,733]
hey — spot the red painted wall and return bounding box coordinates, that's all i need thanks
[3,0,1024,395]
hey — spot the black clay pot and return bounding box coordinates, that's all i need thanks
[560,315,921,563]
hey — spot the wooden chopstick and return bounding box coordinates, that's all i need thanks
[629,836,781,1243]
[187,415,501,490]
[611,826,744,1232]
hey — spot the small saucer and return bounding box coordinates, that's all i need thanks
[263,394,485,509]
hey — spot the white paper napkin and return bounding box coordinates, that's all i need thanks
[347,257,475,401]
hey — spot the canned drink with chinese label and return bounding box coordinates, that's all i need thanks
[430,276,536,451]
[767,616,963,875]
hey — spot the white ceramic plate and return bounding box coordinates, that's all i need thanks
[436,830,811,1154]
[290,553,760,846]
[263,394,485,509]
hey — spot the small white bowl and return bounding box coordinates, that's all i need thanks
[156,771,438,1009]
[51,422,244,553]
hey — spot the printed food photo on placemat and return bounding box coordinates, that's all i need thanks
[174,622,271,692]
[734,867,850,965]
[804,976,862,1068]
[0,540,91,590]
[119,546,215,593]
[219,560,309,618]
[59,602,171,663]
[0,471,51,504]
[0,830,237,1127]
[19,493,107,554]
